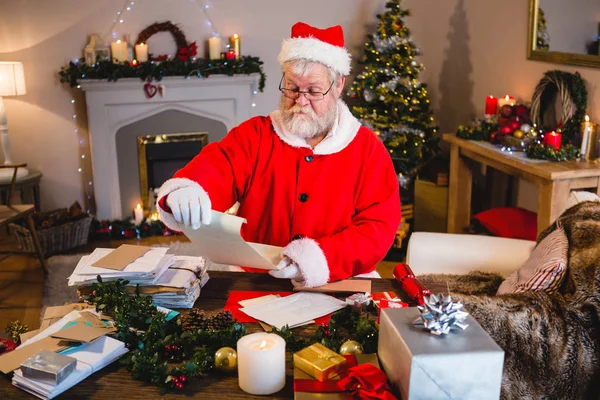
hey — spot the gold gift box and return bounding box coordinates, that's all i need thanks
[293,343,346,382]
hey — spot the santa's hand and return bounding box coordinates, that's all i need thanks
[166,186,212,229]
[269,257,302,280]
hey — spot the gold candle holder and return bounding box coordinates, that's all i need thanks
[580,115,598,161]
[230,34,241,59]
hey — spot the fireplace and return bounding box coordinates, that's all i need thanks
[79,74,260,219]
[137,132,208,210]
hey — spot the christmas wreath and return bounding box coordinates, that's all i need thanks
[136,21,198,62]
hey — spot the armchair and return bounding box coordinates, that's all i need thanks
[0,164,47,272]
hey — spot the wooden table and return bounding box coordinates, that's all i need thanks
[0,272,444,399]
[444,134,600,235]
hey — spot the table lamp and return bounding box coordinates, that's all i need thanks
[0,61,28,182]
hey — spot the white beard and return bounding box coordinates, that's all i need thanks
[279,98,337,140]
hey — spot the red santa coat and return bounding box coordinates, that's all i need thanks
[158,101,400,287]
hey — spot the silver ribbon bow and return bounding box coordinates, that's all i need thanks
[413,293,469,336]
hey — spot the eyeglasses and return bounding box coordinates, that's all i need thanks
[278,74,335,101]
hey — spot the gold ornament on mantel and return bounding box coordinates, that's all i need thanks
[339,340,364,355]
[215,347,238,373]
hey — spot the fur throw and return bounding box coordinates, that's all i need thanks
[451,201,600,400]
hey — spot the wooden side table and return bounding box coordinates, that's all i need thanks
[0,169,42,211]
[444,134,600,236]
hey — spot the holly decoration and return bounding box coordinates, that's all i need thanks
[135,21,197,62]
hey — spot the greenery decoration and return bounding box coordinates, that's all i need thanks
[59,56,266,92]
[530,70,587,144]
[525,143,580,161]
[348,0,439,182]
[456,119,498,142]
[86,278,379,393]
[135,21,194,62]
[89,217,181,241]
[5,321,28,346]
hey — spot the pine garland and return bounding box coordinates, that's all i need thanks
[455,119,498,142]
[86,278,379,393]
[89,217,180,241]
[525,143,580,161]
[59,57,266,92]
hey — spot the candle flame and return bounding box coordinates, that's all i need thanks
[259,340,267,350]
[233,34,239,38]
[585,115,590,122]
[116,40,121,44]
[489,95,495,99]
[136,203,142,209]
[504,95,510,100]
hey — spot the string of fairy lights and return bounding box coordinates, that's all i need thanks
[70,0,258,215]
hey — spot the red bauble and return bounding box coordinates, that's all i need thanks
[514,104,529,117]
[489,131,498,144]
[497,116,509,126]
[498,105,514,118]
[508,116,522,131]
[499,125,514,135]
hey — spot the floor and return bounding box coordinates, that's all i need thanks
[0,231,397,335]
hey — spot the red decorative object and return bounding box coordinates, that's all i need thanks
[392,264,430,305]
[0,338,16,354]
[499,104,514,118]
[514,104,530,117]
[177,41,198,62]
[485,96,498,116]
[473,207,537,241]
[544,131,562,150]
[498,125,514,135]
[135,21,195,62]
[144,81,158,98]
[226,49,236,60]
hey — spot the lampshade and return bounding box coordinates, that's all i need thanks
[0,62,26,96]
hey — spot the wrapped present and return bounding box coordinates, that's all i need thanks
[294,353,397,400]
[21,350,77,384]
[345,293,371,311]
[372,291,405,307]
[293,343,346,382]
[378,307,504,400]
[376,299,409,325]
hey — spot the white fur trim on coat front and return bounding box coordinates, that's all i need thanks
[278,37,351,76]
[156,177,208,231]
[270,100,362,155]
[283,238,329,288]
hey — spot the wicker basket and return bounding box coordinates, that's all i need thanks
[9,216,93,257]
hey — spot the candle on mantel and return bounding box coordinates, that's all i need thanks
[237,333,285,395]
[230,34,241,59]
[208,36,221,60]
[485,95,498,116]
[134,203,144,225]
[111,39,128,63]
[135,43,148,63]
[544,131,562,150]
[580,115,598,161]
[497,95,516,108]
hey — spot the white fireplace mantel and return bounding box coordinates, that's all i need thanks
[80,74,260,219]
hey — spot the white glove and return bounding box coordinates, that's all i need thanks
[166,186,211,229]
[269,257,303,281]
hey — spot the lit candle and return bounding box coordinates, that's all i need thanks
[497,95,516,108]
[580,115,598,161]
[485,95,498,116]
[135,43,148,62]
[230,34,241,59]
[111,40,128,63]
[134,203,144,225]
[544,131,562,150]
[237,333,285,395]
[208,36,221,60]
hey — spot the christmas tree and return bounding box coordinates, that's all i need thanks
[348,0,439,186]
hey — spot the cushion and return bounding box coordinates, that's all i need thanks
[496,226,568,295]
[472,207,537,241]
[563,191,600,214]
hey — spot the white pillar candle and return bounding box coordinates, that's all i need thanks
[134,203,144,225]
[237,333,286,395]
[497,94,516,108]
[135,43,148,63]
[111,40,128,63]
[208,36,221,60]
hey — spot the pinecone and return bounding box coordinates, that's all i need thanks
[207,310,234,331]
[181,309,208,332]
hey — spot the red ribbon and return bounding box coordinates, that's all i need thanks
[294,355,397,399]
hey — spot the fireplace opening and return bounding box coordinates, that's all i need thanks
[137,132,208,209]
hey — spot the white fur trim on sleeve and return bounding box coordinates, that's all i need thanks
[278,37,351,76]
[283,238,329,288]
[156,177,207,231]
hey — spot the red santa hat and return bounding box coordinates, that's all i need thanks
[278,22,351,76]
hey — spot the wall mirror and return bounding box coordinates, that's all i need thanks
[528,0,600,68]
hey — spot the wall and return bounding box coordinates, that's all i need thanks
[1,0,600,212]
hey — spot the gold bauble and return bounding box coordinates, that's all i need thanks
[513,129,524,139]
[339,340,364,355]
[214,347,237,373]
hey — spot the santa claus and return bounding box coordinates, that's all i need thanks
[158,22,401,287]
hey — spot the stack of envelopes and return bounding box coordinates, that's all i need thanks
[1,310,128,400]
[68,245,208,309]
